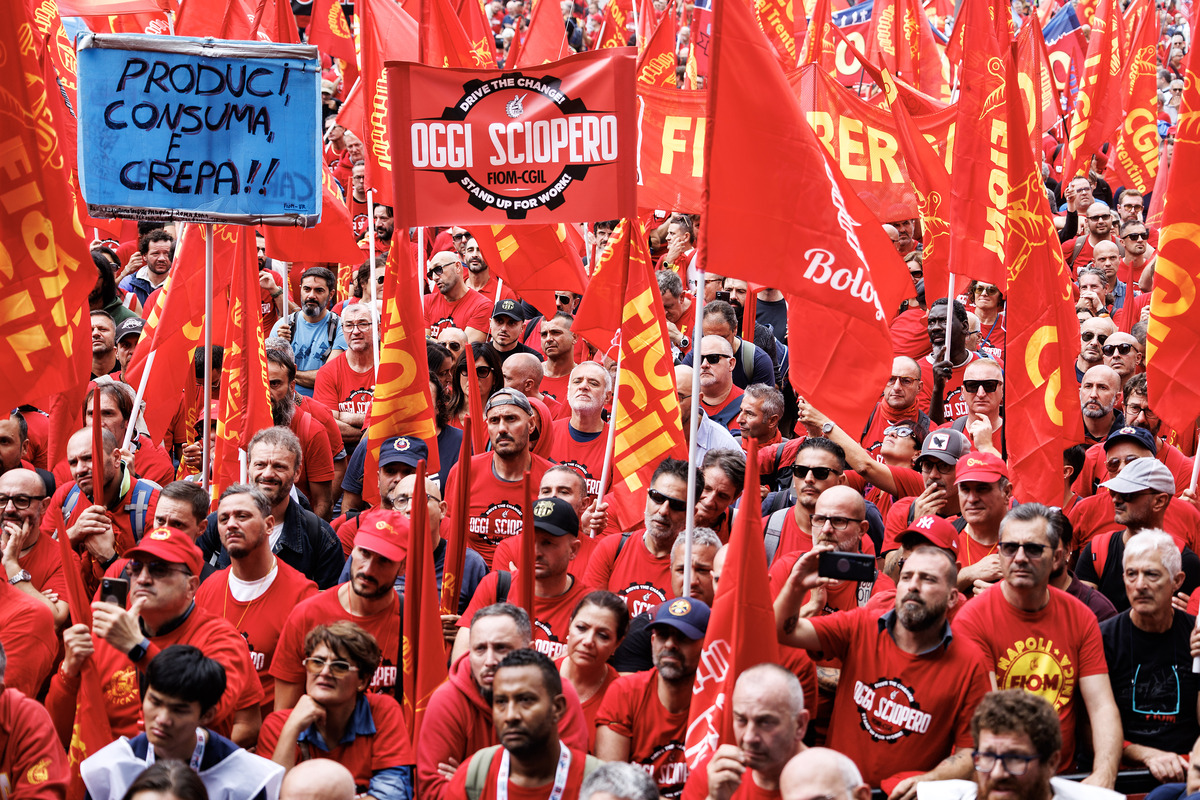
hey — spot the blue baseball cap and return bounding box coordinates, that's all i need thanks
[649,596,710,640]
[379,436,428,468]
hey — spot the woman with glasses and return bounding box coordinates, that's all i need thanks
[965,280,1006,361]
[259,621,414,800]
[448,342,502,429]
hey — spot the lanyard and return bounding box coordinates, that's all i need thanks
[147,728,206,772]
[497,741,570,800]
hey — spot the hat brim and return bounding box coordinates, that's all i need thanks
[492,312,522,321]
[378,453,422,469]
[354,534,407,562]
[533,521,577,538]
[917,451,958,466]
[1099,475,1166,495]
[648,619,705,641]
[954,469,1005,484]
[124,544,201,574]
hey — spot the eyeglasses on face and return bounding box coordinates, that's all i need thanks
[784,465,838,481]
[699,353,732,365]
[343,321,372,331]
[811,514,863,531]
[1106,454,1142,474]
[647,487,687,513]
[0,494,45,509]
[919,459,956,475]
[302,656,359,677]
[997,541,1048,559]
[451,231,471,240]
[975,284,1000,296]
[886,375,918,387]
[1110,489,1156,503]
[1123,231,1149,240]
[129,561,191,579]
[427,264,448,279]
[972,751,1040,775]
[1087,215,1109,221]
[883,425,915,439]
[1120,203,1144,211]
[963,379,1001,394]
[1102,343,1135,356]
[1080,331,1108,344]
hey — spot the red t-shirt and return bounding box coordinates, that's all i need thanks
[682,766,783,800]
[447,745,590,800]
[314,356,375,418]
[549,421,609,497]
[259,693,414,793]
[1062,236,1096,271]
[701,386,744,433]
[270,587,401,696]
[0,687,68,800]
[767,556,894,614]
[956,531,999,567]
[444,453,554,568]
[596,669,690,798]
[457,572,590,660]
[468,274,519,306]
[881,497,962,554]
[194,561,319,710]
[582,532,672,617]
[290,407,336,500]
[865,466,925,521]
[423,288,493,337]
[953,584,1109,770]
[19,534,71,598]
[917,352,979,420]
[556,658,620,751]
[260,268,284,338]
[348,195,369,239]
[888,309,932,360]
[296,395,344,458]
[761,510,813,561]
[811,607,991,787]
[492,532,597,580]
[976,317,1007,362]
[0,580,56,699]
[541,371,572,406]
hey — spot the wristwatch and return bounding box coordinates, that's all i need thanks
[8,569,31,586]
[822,421,835,436]
[127,638,152,662]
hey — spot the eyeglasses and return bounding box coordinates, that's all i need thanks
[376,275,386,284]
[1120,203,1144,211]
[461,364,492,379]
[343,321,372,331]
[427,264,447,279]
[704,276,724,285]
[1087,215,1109,221]
[0,494,45,509]
[1123,231,1149,240]
[886,375,918,387]
[647,487,687,513]
[700,353,732,365]
[997,541,1048,559]
[555,293,574,305]
[1110,489,1156,503]
[785,465,838,481]
[811,514,864,531]
[972,751,1040,775]
[883,425,915,438]
[1171,88,1183,92]
[1102,343,1135,356]
[963,379,1001,394]
[128,561,191,579]
[451,231,471,240]
[1106,454,1142,473]
[302,656,359,677]
[975,284,1000,296]
[1080,331,1109,344]
[919,459,956,474]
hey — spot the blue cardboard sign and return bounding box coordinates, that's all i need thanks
[77,34,322,226]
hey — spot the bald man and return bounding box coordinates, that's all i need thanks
[423,252,490,342]
[675,365,740,464]
[780,748,870,800]
[280,758,356,800]
[550,362,612,497]
[699,335,743,433]
[1080,365,1125,444]
[502,352,562,416]
[1092,240,1126,312]
[1101,332,1143,390]
[952,359,1005,454]
[1076,317,1117,381]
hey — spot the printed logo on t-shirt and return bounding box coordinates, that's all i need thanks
[241,631,267,671]
[105,665,140,707]
[532,620,566,660]
[996,636,1076,710]
[431,316,457,337]
[369,658,398,694]
[852,678,932,741]
[340,387,375,416]
[352,212,369,238]
[472,501,524,545]
[558,459,601,496]
[618,581,667,617]
[635,741,688,799]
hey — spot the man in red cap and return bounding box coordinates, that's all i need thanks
[48,526,264,746]
[270,510,407,709]
[953,452,1012,596]
[881,515,960,585]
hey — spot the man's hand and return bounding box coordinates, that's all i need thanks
[663,237,688,266]
[1190,624,1200,659]
[119,252,143,283]
[705,744,747,800]
[1,519,28,576]
[1064,182,1077,211]
[666,321,684,348]
[82,521,118,564]
[966,411,995,451]
[888,775,924,800]
[61,623,95,679]
[582,500,609,538]
[795,397,831,440]
[440,614,460,646]
[68,506,115,547]
[276,321,293,342]
[181,441,203,472]
[960,554,1003,588]
[910,483,948,519]
[91,596,147,654]
[1078,289,1103,314]
[437,756,461,780]
[931,359,953,382]
[259,271,282,295]
[1141,749,1188,783]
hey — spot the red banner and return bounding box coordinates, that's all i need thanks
[361,0,419,203]
[636,84,707,213]
[469,224,588,318]
[1062,0,1123,180]
[401,463,448,741]
[387,49,638,225]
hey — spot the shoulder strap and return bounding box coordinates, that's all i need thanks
[952,517,968,532]
[464,746,502,800]
[325,313,339,348]
[615,531,633,559]
[496,571,512,604]
[126,481,157,543]
[765,509,789,566]
[1068,235,1086,267]
[1092,531,1114,576]
[860,404,879,442]
[64,484,83,520]
[907,500,916,525]
[739,339,756,382]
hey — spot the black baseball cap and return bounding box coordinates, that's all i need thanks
[493,298,524,321]
[531,496,579,537]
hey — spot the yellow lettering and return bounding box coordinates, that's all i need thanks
[838,117,867,181]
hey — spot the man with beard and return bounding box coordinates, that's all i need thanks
[737,384,786,449]
[423,251,492,342]
[961,691,1070,800]
[118,229,174,307]
[774,545,990,793]
[920,299,979,423]
[1079,365,1125,444]
[198,427,345,590]
[271,267,346,397]
[266,339,347,502]
[450,649,602,799]
[860,357,931,461]
[270,509,408,708]
[266,348,335,519]
[462,236,517,305]
[550,363,611,497]
[1092,241,1127,313]
[372,203,394,254]
[596,596,711,798]
[1075,316,1116,383]
[91,311,120,379]
[195,484,318,714]
[1122,220,1156,291]
[1062,200,1116,271]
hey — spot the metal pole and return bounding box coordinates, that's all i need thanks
[367,190,379,381]
[122,350,155,452]
[201,222,214,492]
[593,332,623,529]
[944,273,956,359]
[682,266,706,597]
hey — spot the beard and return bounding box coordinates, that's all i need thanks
[897,592,947,632]
[271,393,295,426]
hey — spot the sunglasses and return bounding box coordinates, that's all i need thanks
[0,494,45,509]
[1106,454,1143,473]
[784,465,837,481]
[963,379,1001,394]
[128,560,191,579]
[427,264,446,279]
[920,459,956,474]
[997,541,1048,558]
[1102,343,1135,356]
[443,341,463,352]
[699,353,732,365]
[461,364,492,379]
[1080,331,1109,344]
[883,424,915,439]
[376,274,386,284]
[975,285,1000,296]
[1110,489,1156,503]
[302,656,359,677]
[1123,231,1149,241]
[451,231,471,240]
[555,293,574,305]
[1087,215,1109,221]
[886,375,918,387]
[647,487,687,513]
[972,752,1040,776]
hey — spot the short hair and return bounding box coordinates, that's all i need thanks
[1063,444,1088,486]
[194,345,225,381]
[703,301,739,332]
[796,436,846,469]
[652,457,706,497]
[470,603,532,643]
[702,448,746,491]
[1077,266,1106,284]
[656,269,684,300]
[342,302,375,325]
[571,361,613,394]
[304,621,381,680]
[247,426,303,470]
[551,311,575,327]
[266,346,297,382]
[543,464,588,497]
[84,381,136,423]
[580,763,660,800]
[669,214,695,240]
[5,410,27,444]
[1124,373,1149,399]
[1125,529,1182,575]
[930,297,969,328]
[120,761,208,800]
[301,266,337,292]
[139,228,175,257]
[218,482,272,519]
[494,648,562,698]
[999,502,1061,549]
[75,426,118,453]
[908,544,959,585]
[570,590,631,641]
[592,219,619,233]
[146,645,227,713]
[743,384,784,421]
[971,689,1062,761]
[738,662,805,715]
[160,481,214,524]
[1117,188,1144,205]
[672,527,722,560]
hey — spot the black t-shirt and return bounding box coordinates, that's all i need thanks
[492,341,543,364]
[1100,609,1200,753]
[1076,532,1200,612]
[756,297,788,344]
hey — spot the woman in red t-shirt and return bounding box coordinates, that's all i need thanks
[557,591,628,753]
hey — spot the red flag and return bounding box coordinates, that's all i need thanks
[439,416,473,614]
[464,338,488,455]
[867,0,951,102]
[176,0,299,41]
[56,0,173,12]
[754,0,798,69]
[363,241,440,505]
[264,166,364,264]
[683,439,780,767]
[510,0,571,67]
[636,5,679,86]
[211,228,273,497]
[420,0,487,67]
[456,0,500,67]
[469,224,589,319]
[597,0,634,49]
[516,472,536,624]
[703,0,909,433]
[1145,139,1169,230]
[360,0,420,203]
[1015,14,1062,147]
[1061,0,1123,180]
[1004,48,1083,503]
[309,0,360,89]
[1147,20,1200,438]
[1110,0,1158,194]
[402,461,449,739]
[799,0,837,70]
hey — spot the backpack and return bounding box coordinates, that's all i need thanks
[1090,530,1187,576]
[463,745,603,800]
[63,479,157,544]
[764,508,789,566]
[738,338,757,383]
[289,311,339,355]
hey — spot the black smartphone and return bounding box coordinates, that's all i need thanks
[715,290,732,303]
[817,551,875,582]
[100,577,129,608]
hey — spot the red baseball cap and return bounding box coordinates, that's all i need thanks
[954,452,1009,484]
[125,527,204,575]
[898,515,959,554]
[354,510,409,562]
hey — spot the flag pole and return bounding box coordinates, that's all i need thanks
[201,222,214,492]
[122,350,155,453]
[943,272,956,360]
[593,331,624,526]
[682,264,705,597]
[367,190,380,382]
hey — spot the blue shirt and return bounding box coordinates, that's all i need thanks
[271,312,346,396]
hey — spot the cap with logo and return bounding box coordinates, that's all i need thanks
[379,436,428,469]
[954,452,1010,484]
[125,527,204,576]
[1104,426,1158,456]
[116,317,145,343]
[648,596,711,640]
[531,496,579,538]
[898,515,960,554]
[484,387,534,416]
[354,509,410,562]
[917,429,972,466]
[1099,457,1175,495]
[493,298,525,322]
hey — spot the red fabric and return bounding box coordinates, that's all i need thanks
[260,268,285,338]
[401,467,447,741]
[492,533,597,581]
[417,655,589,800]
[443,452,554,568]
[582,531,672,616]
[359,0,418,203]
[1066,493,1200,552]
[457,571,590,660]
[0,687,69,800]
[263,166,364,265]
[455,0,499,67]
[683,768,783,800]
[259,693,414,792]
[297,395,344,458]
[0,580,56,699]
[953,584,1109,770]
[509,0,570,67]
[423,288,493,338]
[447,745,590,800]
[1110,0,1159,194]
[19,534,72,599]
[882,497,961,554]
[549,421,609,497]
[420,0,482,68]
[888,309,933,360]
[1060,236,1096,270]
[291,409,336,503]
[469,274,520,307]
[811,606,991,786]
[469,225,589,323]
[314,356,375,417]
[556,658,619,751]
[194,561,318,711]
[270,587,401,696]
[1061,0,1124,181]
[701,385,744,433]
[596,669,690,796]
[308,0,359,85]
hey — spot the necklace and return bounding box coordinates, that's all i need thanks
[222,559,277,630]
[963,534,997,565]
